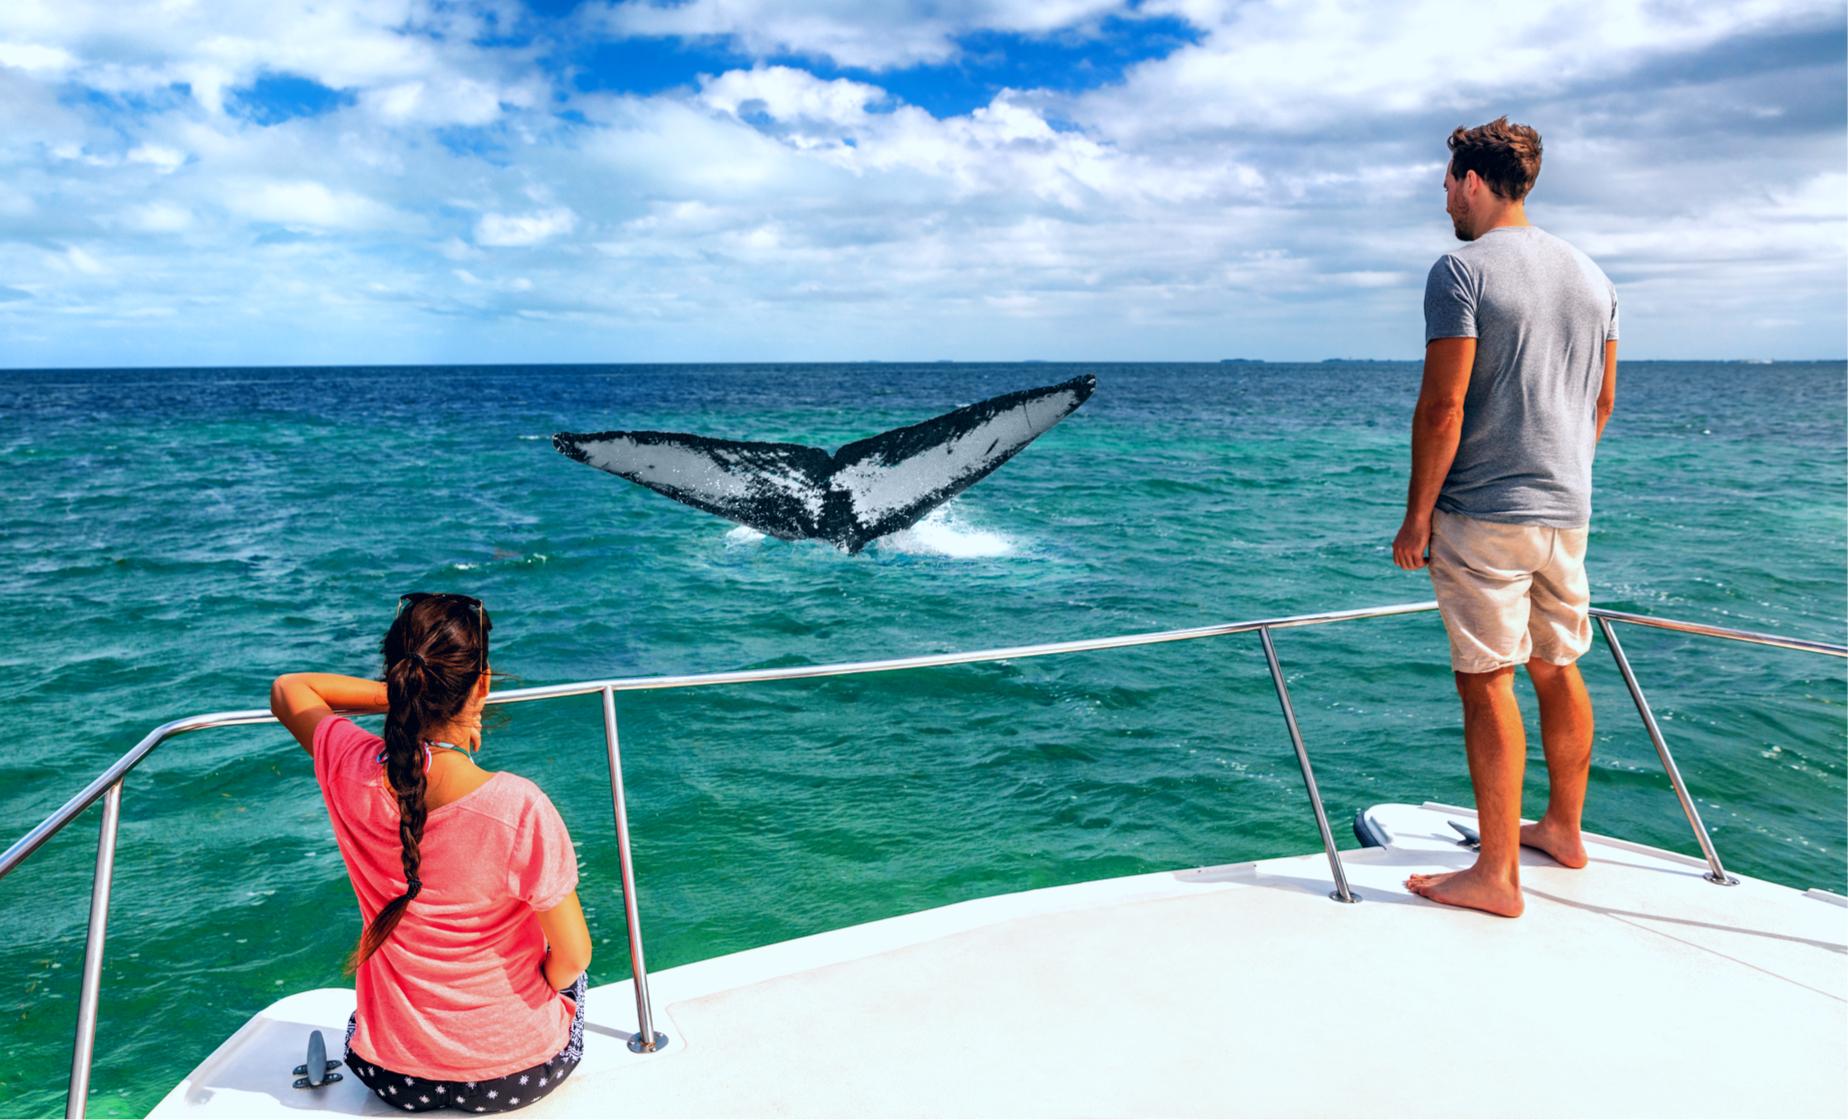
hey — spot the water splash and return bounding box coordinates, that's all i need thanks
[720,509,1012,558]
[875,507,1013,559]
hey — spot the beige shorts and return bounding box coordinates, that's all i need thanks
[1427,509,1591,674]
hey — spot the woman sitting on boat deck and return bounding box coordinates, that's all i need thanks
[271,593,592,1114]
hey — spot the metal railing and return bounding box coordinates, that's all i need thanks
[3,600,1843,1117]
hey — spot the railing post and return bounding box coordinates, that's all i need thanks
[1597,618,1739,885]
[1257,628,1360,903]
[66,780,122,1119]
[600,687,668,1052]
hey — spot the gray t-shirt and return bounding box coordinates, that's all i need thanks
[1424,226,1618,527]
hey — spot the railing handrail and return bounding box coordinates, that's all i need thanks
[1585,607,1848,658]
[4,601,1842,883]
[0,600,1436,881]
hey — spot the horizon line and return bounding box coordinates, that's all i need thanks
[4,357,1845,373]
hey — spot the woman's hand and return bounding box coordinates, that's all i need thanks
[271,673,389,756]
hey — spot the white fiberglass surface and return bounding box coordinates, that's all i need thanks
[152,804,1846,1118]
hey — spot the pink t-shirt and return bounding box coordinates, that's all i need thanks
[314,716,580,1081]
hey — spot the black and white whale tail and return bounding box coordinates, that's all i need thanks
[553,375,1096,553]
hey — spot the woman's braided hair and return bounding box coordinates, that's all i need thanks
[349,593,491,970]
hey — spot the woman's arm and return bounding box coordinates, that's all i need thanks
[269,673,388,756]
[536,892,593,991]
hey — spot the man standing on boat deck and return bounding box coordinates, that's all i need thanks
[1391,117,1619,918]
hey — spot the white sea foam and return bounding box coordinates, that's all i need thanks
[725,525,767,546]
[875,507,1013,558]
[449,552,549,570]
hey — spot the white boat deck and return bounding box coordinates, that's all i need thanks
[153,802,1848,1118]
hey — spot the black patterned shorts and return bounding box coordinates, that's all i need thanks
[343,973,587,1113]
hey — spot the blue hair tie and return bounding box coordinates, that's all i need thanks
[376,744,436,772]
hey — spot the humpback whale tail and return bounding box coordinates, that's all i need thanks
[553,374,1096,553]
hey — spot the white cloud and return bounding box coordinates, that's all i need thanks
[683,70,1141,210]
[127,143,186,172]
[0,40,77,74]
[119,201,193,232]
[1769,172,1848,222]
[1086,0,1845,139]
[589,0,1129,70]
[701,66,885,127]
[361,75,513,127]
[0,0,538,123]
[53,245,109,274]
[225,180,397,230]
[476,207,579,247]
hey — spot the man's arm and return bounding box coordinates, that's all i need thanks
[1595,339,1617,442]
[1392,337,1476,571]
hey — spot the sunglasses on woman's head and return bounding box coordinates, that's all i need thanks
[396,592,488,675]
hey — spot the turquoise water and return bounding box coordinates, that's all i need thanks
[1,361,1843,1117]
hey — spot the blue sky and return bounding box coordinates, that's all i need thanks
[0,0,1842,367]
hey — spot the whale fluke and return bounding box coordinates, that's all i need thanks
[553,374,1095,553]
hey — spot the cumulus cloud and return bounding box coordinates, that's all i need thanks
[55,245,109,275]
[0,0,536,121]
[225,180,398,231]
[118,201,193,233]
[701,66,886,127]
[361,75,524,127]
[0,40,78,74]
[476,207,580,247]
[126,143,186,172]
[1081,0,1847,140]
[589,0,1130,70]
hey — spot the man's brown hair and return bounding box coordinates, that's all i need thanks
[1447,117,1542,201]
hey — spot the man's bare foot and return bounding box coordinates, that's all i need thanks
[1404,865,1524,917]
[1520,819,1589,868]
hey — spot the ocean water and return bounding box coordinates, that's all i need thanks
[1,361,1843,1116]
